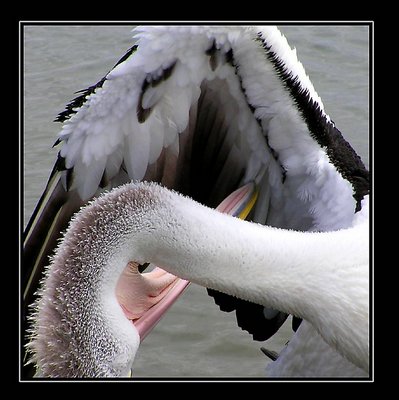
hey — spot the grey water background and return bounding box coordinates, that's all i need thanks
[23,25,369,377]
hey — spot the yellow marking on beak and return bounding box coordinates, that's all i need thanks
[237,185,259,220]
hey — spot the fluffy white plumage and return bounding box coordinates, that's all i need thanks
[28,182,369,377]
[56,26,356,231]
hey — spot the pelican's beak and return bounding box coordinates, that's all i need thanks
[133,275,190,341]
[129,182,258,341]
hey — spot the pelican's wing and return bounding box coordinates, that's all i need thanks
[23,26,369,363]
[22,46,137,336]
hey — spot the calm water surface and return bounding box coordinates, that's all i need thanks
[22,25,369,378]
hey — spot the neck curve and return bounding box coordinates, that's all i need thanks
[29,189,141,377]
[108,182,369,372]
[30,182,369,376]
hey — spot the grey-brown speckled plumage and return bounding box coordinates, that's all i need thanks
[26,184,160,377]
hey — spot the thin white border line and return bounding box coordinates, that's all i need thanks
[19,23,373,382]
[19,20,374,24]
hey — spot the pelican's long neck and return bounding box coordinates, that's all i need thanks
[31,182,368,376]
[109,183,368,371]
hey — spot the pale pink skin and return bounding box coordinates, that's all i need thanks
[116,264,186,340]
[115,183,255,341]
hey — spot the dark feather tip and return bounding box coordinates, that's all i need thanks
[260,347,279,361]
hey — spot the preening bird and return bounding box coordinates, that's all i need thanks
[23,25,370,378]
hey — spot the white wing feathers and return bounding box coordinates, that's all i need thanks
[54,26,363,231]
[55,27,270,200]
[57,28,218,199]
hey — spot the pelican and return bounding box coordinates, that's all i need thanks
[23,25,370,378]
